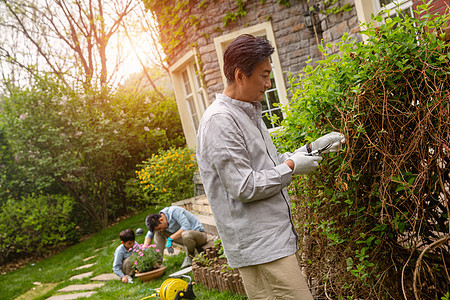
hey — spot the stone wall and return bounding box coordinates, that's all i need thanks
[154,0,362,103]
[318,0,362,54]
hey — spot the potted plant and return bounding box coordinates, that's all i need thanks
[129,244,165,282]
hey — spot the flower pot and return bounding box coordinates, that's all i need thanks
[135,266,166,282]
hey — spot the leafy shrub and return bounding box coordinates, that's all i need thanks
[0,76,185,228]
[132,147,196,206]
[0,193,79,264]
[276,5,450,299]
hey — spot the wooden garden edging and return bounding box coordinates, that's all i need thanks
[192,246,246,295]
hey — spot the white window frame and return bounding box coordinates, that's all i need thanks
[375,0,414,20]
[354,0,413,40]
[170,50,209,147]
[213,22,288,131]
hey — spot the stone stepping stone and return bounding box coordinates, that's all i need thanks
[94,247,106,252]
[72,262,96,271]
[82,255,97,262]
[57,283,105,293]
[46,291,96,299]
[90,273,119,281]
[16,282,58,300]
[69,271,93,281]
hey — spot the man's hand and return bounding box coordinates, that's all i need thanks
[122,275,128,283]
[287,152,322,175]
[143,237,152,248]
[166,237,174,254]
[310,132,345,153]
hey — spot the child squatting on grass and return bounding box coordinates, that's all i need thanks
[113,229,138,283]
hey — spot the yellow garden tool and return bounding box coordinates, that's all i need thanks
[140,274,196,300]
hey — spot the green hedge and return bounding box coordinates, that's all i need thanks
[276,5,450,299]
[0,194,79,264]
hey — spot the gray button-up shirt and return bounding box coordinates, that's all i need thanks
[196,94,298,268]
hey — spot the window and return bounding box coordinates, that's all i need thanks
[179,62,208,134]
[261,58,284,129]
[181,69,200,132]
[170,50,209,147]
[354,0,414,40]
[214,22,288,131]
[375,0,414,21]
[193,63,209,113]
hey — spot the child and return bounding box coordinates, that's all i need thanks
[113,229,138,283]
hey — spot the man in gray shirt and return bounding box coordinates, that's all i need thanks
[196,34,344,299]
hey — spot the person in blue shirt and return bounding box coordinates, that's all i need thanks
[143,206,207,268]
[112,229,138,283]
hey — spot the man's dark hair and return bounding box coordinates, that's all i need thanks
[145,213,161,233]
[119,229,135,243]
[223,34,275,84]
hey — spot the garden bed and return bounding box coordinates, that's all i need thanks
[192,244,246,295]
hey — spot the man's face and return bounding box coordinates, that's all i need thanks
[154,217,168,231]
[241,58,272,102]
[122,240,134,250]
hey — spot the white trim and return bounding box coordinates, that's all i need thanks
[354,0,379,41]
[169,49,209,148]
[169,50,195,73]
[374,0,413,16]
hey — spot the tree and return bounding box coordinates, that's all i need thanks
[0,0,136,94]
[0,74,184,228]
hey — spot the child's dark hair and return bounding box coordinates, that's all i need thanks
[145,213,161,233]
[119,229,135,243]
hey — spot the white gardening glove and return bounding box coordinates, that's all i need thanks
[309,132,345,154]
[288,152,323,175]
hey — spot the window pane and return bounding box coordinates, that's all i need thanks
[262,112,272,128]
[380,0,393,6]
[266,90,280,109]
[198,91,206,111]
[270,72,276,89]
[194,64,202,87]
[261,96,269,111]
[271,108,283,126]
[186,96,199,130]
[182,71,191,95]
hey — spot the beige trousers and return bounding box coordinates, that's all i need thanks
[154,230,207,257]
[238,253,313,300]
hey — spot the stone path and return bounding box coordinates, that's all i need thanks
[43,249,115,299]
[20,198,218,299]
[41,245,184,299]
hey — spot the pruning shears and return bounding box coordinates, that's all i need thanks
[305,143,332,156]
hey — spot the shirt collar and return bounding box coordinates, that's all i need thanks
[216,93,262,118]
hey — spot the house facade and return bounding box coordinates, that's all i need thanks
[146,0,447,148]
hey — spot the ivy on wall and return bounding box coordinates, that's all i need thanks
[144,0,353,62]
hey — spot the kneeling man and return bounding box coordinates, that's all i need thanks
[144,206,207,268]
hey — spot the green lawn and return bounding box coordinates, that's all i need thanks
[0,206,247,300]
